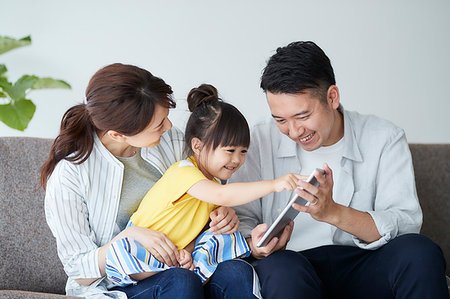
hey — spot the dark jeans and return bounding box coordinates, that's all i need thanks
[112,259,258,299]
[255,234,448,299]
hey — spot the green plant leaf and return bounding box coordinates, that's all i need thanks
[0,35,31,55]
[0,64,6,77]
[0,98,36,131]
[10,75,38,100]
[0,91,6,98]
[32,77,71,89]
[0,77,13,96]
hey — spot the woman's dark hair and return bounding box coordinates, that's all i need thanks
[40,63,175,189]
[260,41,336,103]
[184,84,250,157]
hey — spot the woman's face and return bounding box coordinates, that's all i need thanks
[124,104,172,148]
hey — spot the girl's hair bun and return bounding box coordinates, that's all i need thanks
[187,84,220,112]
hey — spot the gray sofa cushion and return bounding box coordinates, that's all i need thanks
[0,137,66,294]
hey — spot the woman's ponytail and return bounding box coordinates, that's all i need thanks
[40,104,95,189]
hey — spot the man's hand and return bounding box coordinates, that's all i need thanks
[292,163,382,243]
[248,221,294,259]
[209,206,239,235]
[292,163,340,223]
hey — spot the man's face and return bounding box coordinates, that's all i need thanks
[266,87,343,151]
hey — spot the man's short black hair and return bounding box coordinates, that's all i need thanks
[261,41,336,102]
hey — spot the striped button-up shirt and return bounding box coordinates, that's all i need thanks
[45,127,184,298]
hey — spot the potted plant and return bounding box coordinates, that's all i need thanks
[0,35,71,131]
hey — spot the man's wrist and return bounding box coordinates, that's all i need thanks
[325,203,345,227]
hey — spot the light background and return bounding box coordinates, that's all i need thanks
[1,0,449,143]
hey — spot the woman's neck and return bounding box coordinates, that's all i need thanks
[99,132,138,157]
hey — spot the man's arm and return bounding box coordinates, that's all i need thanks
[293,164,381,243]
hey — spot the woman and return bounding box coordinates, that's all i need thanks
[41,63,259,298]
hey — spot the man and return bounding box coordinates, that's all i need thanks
[231,41,448,298]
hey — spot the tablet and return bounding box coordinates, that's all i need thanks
[256,168,324,248]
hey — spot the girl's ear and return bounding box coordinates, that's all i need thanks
[191,137,204,156]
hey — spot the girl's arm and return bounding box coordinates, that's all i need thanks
[187,173,301,207]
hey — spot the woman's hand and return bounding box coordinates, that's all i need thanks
[124,226,179,266]
[208,206,239,235]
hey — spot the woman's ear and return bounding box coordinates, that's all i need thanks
[191,137,204,156]
[107,130,127,143]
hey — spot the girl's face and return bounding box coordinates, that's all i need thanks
[197,145,248,181]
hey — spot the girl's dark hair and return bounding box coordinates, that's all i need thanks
[40,63,175,189]
[184,84,250,157]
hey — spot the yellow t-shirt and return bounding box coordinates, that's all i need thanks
[130,157,217,249]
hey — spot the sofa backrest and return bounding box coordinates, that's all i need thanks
[0,138,448,294]
[409,144,450,268]
[0,137,66,294]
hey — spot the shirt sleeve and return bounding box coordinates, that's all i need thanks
[352,129,423,250]
[166,160,210,205]
[229,128,264,238]
[44,161,102,280]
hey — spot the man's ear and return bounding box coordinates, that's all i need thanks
[327,85,340,110]
[107,130,127,143]
[191,137,204,156]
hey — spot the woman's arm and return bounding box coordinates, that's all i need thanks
[187,173,300,207]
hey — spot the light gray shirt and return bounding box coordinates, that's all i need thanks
[231,107,422,250]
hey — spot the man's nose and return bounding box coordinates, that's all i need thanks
[288,121,302,138]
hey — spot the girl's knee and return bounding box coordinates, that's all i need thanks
[167,268,203,292]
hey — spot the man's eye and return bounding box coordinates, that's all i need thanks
[276,119,286,123]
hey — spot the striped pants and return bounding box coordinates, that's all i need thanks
[106,230,251,286]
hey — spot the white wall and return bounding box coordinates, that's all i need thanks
[1,0,449,143]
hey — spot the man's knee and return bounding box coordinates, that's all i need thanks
[387,234,446,270]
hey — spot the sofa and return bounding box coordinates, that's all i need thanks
[0,137,449,298]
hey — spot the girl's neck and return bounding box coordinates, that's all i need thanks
[191,154,214,180]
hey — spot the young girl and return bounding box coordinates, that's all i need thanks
[106,84,300,286]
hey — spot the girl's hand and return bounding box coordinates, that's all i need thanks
[209,206,240,235]
[178,249,194,270]
[273,173,303,192]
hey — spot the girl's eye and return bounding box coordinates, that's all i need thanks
[227,149,235,153]
[241,150,247,154]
